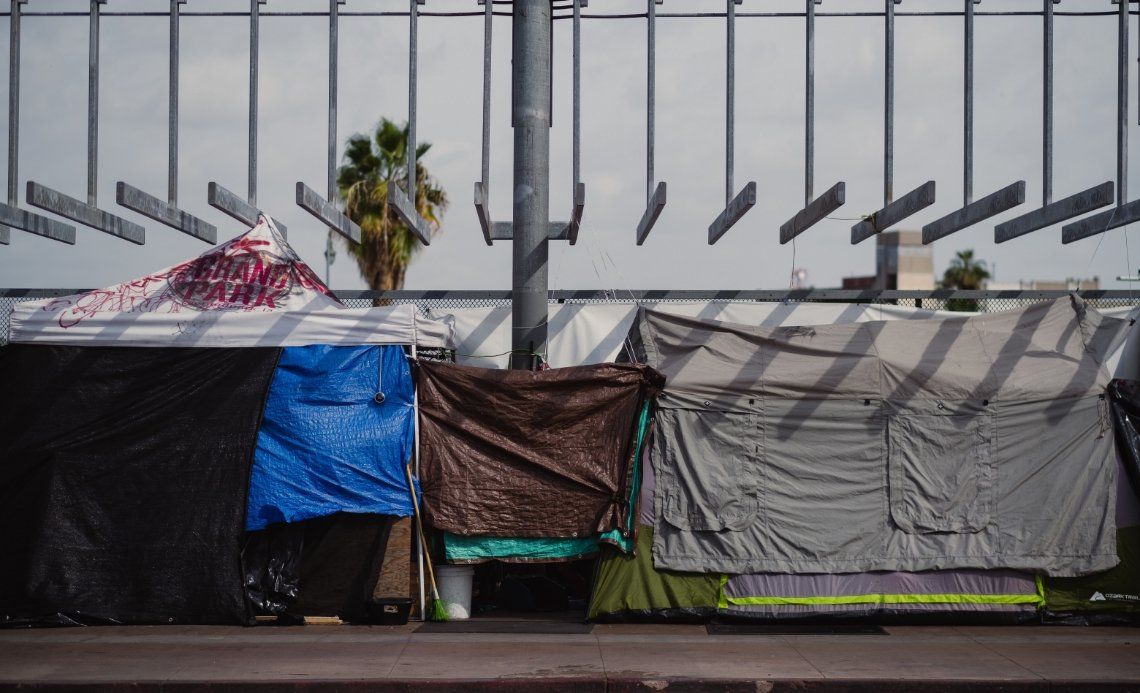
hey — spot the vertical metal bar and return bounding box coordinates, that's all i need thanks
[572,0,581,196]
[88,0,102,206]
[329,0,338,202]
[510,0,551,370]
[726,0,734,205]
[8,0,23,206]
[1120,0,1129,206]
[964,0,974,206]
[169,0,181,206]
[647,0,655,202]
[884,0,894,205]
[481,0,491,190]
[326,0,341,285]
[249,0,261,205]
[409,341,425,623]
[407,0,419,204]
[805,0,814,206]
[1043,0,1053,206]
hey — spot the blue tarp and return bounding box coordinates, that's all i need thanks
[246,345,416,531]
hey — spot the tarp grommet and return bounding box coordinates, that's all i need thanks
[373,392,386,405]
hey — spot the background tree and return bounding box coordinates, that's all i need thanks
[940,248,991,312]
[337,118,448,290]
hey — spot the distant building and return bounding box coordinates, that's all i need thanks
[984,278,1099,291]
[841,230,934,290]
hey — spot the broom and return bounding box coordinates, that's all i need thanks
[406,464,449,622]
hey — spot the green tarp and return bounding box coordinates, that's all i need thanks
[588,524,721,621]
[1043,525,1140,623]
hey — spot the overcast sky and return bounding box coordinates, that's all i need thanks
[0,0,1138,292]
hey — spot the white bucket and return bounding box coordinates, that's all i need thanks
[436,564,474,620]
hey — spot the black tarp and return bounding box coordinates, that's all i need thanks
[1111,379,1140,500]
[243,513,396,622]
[0,344,280,626]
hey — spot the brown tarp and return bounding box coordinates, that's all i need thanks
[417,361,664,538]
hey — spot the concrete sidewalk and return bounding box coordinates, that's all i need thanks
[2,623,1140,691]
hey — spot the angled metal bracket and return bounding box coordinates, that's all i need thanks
[995,181,1113,243]
[476,187,577,246]
[113,2,212,245]
[920,0,1026,245]
[708,0,752,246]
[490,221,570,242]
[922,180,1025,244]
[566,182,584,245]
[475,0,583,247]
[395,0,435,247]
[709,181,757,245]
[565,0,585,245]
[636,0,667,245]
[389,186,433,246]
[475,182,494,245]
[208,181,286,237]
[19,1,145,247]
[781,0,838,245]
[637,182,667,246]
[1062,197,1140,243]
[27,181,144,245]
[474,0,496,246]
[117,182,216,244]
[296,182,361,244]
[0,202,76,244]
[0,0,28,246]
[780,181,845,245]
[989,3,1113,244]
[852,180,936,244]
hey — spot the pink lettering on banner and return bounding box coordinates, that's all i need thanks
[250,259,272,286]
[230,282,255,305]
[49,226,340,329]
[253,286,277,308]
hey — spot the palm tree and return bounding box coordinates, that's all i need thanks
[337,118,448,291]
[941,249,991,312]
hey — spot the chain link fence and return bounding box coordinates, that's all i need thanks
[3,290,1137,346]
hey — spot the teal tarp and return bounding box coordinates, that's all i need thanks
[444,534,600,563]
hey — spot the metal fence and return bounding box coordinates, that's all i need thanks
[2,289,1137,346]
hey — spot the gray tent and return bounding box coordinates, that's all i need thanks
[630,296,1127,577]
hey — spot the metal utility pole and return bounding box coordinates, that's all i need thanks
[509,0,552,370]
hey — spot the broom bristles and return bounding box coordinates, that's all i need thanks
[430,598,450,622]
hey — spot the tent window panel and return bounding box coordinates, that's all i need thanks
[657,407,760,533]
[888,407,995,535]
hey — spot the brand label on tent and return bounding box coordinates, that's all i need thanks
[1089,591,1140,603]
[41,217,341,328]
